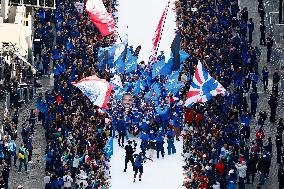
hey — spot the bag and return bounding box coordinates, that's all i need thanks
[18,152,24,159]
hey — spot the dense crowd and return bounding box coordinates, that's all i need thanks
[175,0,281,188]
[22,0,283,188]
[33,0,117,188]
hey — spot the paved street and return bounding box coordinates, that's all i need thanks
[7,77,51,189]
[239,0,284,189]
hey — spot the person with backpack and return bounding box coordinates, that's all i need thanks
[17,143,28,173]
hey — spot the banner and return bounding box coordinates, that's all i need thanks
[72,75,113,109]
[150,0,171,61]
[85,0,116,36]
[184,61,226,107]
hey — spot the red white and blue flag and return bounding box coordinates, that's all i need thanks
[184,61,226,107]
[72,75,113,109]
[85,0,116,36]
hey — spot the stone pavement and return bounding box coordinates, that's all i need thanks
[8,77,51,189]
[239,0,284,189]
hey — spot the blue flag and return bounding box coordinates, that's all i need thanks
[146,82,161,102]
[164,71,184,95]
[133,79,141,95]
[180,50,190,63]
[159,57,174,76]
[97,40,128,70]
[125,50,138,73]
[152,60,165,78]
[165,81,184,95]
[104,138,113,158]
[171,31,181,71]
[158,50,189,76]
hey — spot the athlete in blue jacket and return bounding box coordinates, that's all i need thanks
[133,152,152,182]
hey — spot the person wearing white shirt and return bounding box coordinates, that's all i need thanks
[235,161,247,189]
[63,172,73,189]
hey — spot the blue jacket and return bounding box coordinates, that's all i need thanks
[116,119,126,133]
[134,155,143,167]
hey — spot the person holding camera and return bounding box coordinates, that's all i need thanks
[124,140,135,172]
[63,171,73,189]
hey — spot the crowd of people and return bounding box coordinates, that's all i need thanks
[12,0,281,188]
[32,0,191,187]
[33,0,118,188]
[175,0,282,188]
[0,106,37,189]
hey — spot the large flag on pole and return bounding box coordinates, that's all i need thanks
[150,0,171,62]
[97,39,128,70]
[85,0,116,36]
[184,61,226,107]
[171,31,181,71]
[72,75,113,109]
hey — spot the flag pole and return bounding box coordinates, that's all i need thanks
[155,0,171,57]
[149,0,171,64]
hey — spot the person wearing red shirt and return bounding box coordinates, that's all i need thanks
[184,108,195,124]
[215,159,225,176]
[195,113,203,124]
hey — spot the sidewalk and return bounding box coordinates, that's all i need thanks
[239,0,284,188]
[8,77,51,189]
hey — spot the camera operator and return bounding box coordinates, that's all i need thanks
[124,140,136,172]
[63,171,73,189]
